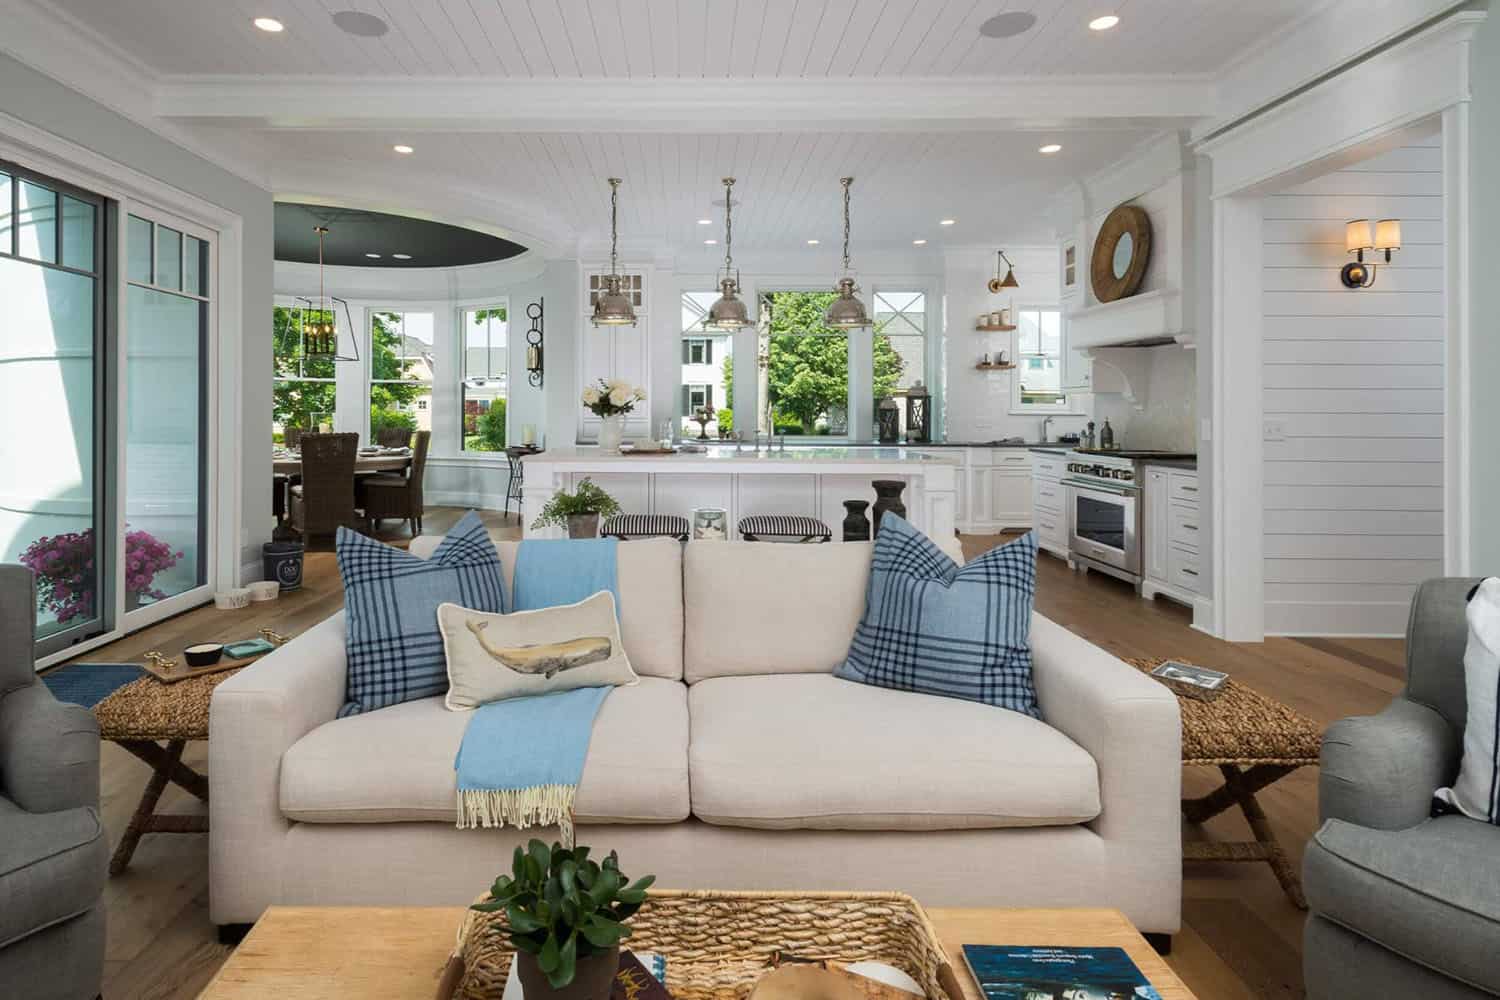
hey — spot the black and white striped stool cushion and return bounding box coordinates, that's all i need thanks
[737,515,832,542]
[601,514,690,539]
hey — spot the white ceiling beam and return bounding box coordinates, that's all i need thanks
[153,75,1218,133]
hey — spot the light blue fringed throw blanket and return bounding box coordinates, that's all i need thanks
[454,537,620,845]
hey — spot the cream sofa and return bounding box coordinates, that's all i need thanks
[210,537,1182,936]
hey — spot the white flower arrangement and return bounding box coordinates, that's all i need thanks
[581,378,646,417]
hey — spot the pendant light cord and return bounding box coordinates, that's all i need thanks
[608,177,621,277]
[722,177,735,274]
[840,177,854,274]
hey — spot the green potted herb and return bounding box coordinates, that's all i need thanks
[473,840,655,1000]
[531,478,623,539]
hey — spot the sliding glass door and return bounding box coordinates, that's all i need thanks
[0,162,109,656]
[121,210,210,624]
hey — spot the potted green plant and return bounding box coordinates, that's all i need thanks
[472,840,655,1000]
[531,478,623,539]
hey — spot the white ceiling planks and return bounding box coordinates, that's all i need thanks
[48,0,1312,79]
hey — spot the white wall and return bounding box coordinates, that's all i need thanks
[944,246,1092,444]
[1260,137,1445,635]
[1093,345,1197,449]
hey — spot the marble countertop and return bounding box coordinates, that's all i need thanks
[523,445,961,469]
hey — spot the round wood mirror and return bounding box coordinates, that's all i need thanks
[1091,204,1152,302]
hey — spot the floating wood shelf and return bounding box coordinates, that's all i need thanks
[975,362,1016,371]
[975,324,1017,332]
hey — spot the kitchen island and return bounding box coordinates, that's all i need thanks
[520,445,959,543]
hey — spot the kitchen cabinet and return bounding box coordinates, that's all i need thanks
[1061,340,1093,392]
[1141,465,1201,607]
[948,449,1032,533]
[1030,451,1069,560]
[987,468,1032,529]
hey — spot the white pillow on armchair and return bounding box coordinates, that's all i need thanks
[1435,576,1500,824]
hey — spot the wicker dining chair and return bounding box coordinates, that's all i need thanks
[289,432,361,541]
[375,426,413,449]
[359,430,430,536]
[283,426,303,451]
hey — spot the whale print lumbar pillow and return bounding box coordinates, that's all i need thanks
[438,592,639,710]
[1435,576,1500,824]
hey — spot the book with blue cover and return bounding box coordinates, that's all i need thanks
[961,943,1162,1000]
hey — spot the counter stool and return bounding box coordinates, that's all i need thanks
[601,513,691,541]
[737,514,833,543]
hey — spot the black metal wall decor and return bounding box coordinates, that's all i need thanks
[525,298,544,387]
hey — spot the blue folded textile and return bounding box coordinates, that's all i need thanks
[454,536,620,843]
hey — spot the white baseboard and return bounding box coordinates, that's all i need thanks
[1264,600,1409,637]
[426,491,511,510]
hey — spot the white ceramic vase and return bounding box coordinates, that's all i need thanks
[597,413,625,452]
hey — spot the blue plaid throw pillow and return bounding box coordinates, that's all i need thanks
[337,510,506,716]
[836,514,1040,718]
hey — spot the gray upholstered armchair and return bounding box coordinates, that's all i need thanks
[0,564,107,1000]
[1304,577,1500,999]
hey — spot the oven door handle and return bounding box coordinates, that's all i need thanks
[1062,478,1136,498]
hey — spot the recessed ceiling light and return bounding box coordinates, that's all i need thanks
[252,16,284,32]
[365,252,381,259]
[393,144,414,154]
[697,218,713,225]
[1039,143,1063,154]
[1088,14,1120,30]
[913,239,928,246]
[939,219,956,226]
[979,11,1038,38]
[807,239,820,245]
[704,239,717,245]
[392,253,412,260]
[331,9,389,37]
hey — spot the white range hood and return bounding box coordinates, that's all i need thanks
[1066,287,1192,350]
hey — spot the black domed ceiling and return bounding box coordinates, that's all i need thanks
[274,203,527,268]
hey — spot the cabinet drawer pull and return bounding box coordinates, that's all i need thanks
[1178,485,1197,493]
[1181,567,1198,577]
[1182,523,1197,530]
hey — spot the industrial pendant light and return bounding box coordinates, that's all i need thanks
[988,249,1020,292]
[591,177,638,327]
[705,177,751,331]
[304,225,357,362]
[824,176,871,330]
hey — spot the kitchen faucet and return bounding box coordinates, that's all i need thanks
[1041,416,1054,442]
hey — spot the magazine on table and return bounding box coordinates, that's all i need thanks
[961,943,1162,1000]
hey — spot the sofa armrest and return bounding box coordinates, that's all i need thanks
[1029,614,1182,845]
[0,682,100,814]
[208,610,347,924]
[1319,696,1459,831]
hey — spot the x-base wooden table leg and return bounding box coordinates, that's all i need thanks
[1182,763,1307,909]
[109,738,210,876]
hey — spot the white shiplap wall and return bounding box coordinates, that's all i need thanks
[1261,137,1444,636]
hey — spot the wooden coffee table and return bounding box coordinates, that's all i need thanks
[199,905,1195,999]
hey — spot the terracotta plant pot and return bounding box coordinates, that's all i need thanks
[514,945,620,1000]
[567,513,601,539]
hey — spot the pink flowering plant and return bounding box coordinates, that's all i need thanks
[20,527,183,623]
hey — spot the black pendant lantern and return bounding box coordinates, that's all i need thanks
[877,396,900,444]
[904,380,931,443]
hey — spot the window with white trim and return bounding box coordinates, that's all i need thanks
[369,310,435,440]
[1010,307,1069,412]
[680,291,730,436]
[462,303,508,452]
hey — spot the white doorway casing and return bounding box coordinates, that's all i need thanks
[1196,11,1482,640]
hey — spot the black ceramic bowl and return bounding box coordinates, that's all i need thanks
[183,643,224,667]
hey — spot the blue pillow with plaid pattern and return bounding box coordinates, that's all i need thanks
[836,514,1040,718]
[336,511,506,716]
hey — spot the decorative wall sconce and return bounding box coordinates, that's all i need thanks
[1341,218,1401,288]
[987,250,1020,293]
[525,298,544,387]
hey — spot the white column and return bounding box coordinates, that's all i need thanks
[1210,195,1264,641]
[1442,103,1472,575]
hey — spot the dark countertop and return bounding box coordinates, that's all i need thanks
[836,440,1077,449]
[1029,446,1070,455]
[1141,458,1199,470]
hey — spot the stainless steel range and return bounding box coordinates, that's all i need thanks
[1061,449,1198,587]
[1062,450,1142,586]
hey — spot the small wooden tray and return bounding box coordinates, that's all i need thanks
[140,629,291,684]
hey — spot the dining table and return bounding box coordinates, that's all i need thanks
[270,448,414,540]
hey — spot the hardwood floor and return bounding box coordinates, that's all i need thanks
[67,516,1402,1000]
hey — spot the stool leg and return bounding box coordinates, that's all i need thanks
[110,739,187,875]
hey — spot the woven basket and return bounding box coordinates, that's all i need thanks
[444,889,962,1000]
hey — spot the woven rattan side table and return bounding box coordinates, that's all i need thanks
[1132,658,1323,909]
[93,669,242,875]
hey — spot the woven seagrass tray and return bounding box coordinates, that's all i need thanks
[440,889,964,1000]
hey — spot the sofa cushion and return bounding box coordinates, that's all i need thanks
[412,536,684,682]
[688,674,1100,831]
[1305,815,1500,995]
[0,798,106,949]
[684,541,874,683]
[280,677,689,824]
